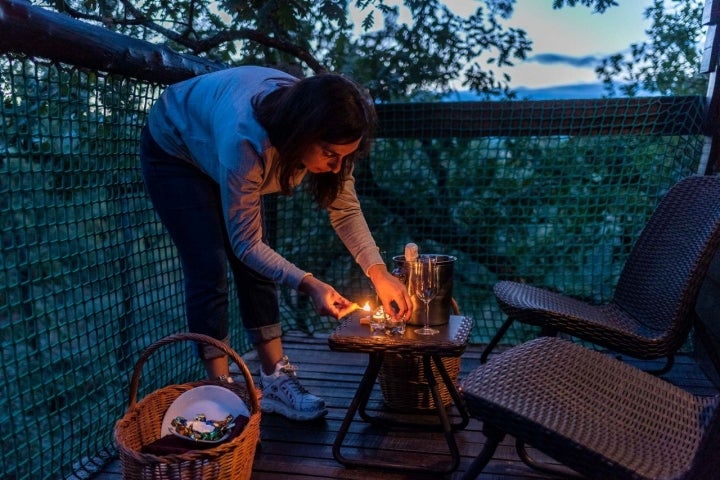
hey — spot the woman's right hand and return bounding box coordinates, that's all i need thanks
[298,274,356,319]
[367,264,413,321]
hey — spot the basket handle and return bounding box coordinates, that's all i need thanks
[126,332,260,415]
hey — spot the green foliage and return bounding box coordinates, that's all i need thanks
[596,0,706,96]
[34,0,533,100]
[0,58,203,478]
[552,0,620,13]
[335,2,532,101]
[357,131,699,311]
[33,0,709,100]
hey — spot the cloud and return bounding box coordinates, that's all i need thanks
[527,53,601,68]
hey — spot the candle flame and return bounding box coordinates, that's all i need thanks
[362,301,371,311]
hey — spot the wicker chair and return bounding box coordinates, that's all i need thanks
[481,175,720,373]
[460,337,720,480]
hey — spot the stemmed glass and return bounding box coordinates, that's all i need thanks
[409,255,439,335]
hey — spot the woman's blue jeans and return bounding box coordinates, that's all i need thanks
[139,125,282,359]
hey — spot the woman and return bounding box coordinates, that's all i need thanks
[140,66,412,421]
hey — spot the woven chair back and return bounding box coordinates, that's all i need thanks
[613,175,720,339]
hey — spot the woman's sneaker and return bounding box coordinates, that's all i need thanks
[259,356,328,421]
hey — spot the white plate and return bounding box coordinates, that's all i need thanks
[160,385,249,443]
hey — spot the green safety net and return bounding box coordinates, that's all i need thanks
[0,53,705,479]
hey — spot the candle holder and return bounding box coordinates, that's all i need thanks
[370,306,389,333]
[386,314,406,335]
[369,305,406,335]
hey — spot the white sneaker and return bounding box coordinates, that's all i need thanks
[259,356,328,421]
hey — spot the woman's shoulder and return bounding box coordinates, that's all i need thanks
[207,65,297,85]
[165,65,296,100]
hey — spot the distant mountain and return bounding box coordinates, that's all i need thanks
[513,83,610,100]
[444,82,656,101]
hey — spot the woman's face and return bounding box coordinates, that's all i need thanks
[302,139,361,174]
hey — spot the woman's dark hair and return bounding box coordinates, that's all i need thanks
[252,73,377,208]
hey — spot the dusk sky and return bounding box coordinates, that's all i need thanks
[353,1,657,92]
[497,0,653,89]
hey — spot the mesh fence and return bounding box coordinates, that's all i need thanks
[0,53,706,479]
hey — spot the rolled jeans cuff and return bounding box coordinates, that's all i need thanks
[196,335,230,360]
[246,323,283,345]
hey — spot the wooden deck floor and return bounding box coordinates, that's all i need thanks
[94,332,718,480]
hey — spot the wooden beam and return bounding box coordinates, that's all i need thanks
[702,24,718,73]
[0,0,225,84]
[704,0,720,25]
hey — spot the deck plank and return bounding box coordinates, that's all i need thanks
[91,332,717,480]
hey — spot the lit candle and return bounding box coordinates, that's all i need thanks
[359,301,373,324]
[370,305,388,333]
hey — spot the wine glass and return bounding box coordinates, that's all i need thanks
[409,255,439,335]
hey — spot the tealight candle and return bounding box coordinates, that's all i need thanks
[359,301,373,324]
[370,305,389,333]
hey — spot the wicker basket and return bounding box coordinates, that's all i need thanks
[379,353,461,411]
[379,299,462,411]
[114,333,261,480]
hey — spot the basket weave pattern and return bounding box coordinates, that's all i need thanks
[461,336,720,479]
[114,333,260,480]
[378,299,463,411]
[379,354,461,411]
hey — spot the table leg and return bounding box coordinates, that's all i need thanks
[333,352,382,466]
[423,355,460,473]
[333,352,465,474]
[431,354,470,431]
[357,353,383,424]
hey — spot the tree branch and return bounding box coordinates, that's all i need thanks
[194,29,327,73]
[57,0,327,73]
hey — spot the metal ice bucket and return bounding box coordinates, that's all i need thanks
[392,254,456,326]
